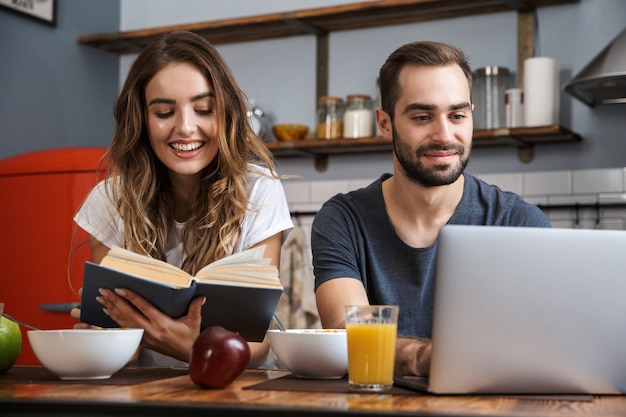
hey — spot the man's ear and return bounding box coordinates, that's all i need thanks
[376,108,392,139]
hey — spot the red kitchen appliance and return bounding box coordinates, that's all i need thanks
[0,147,106,364]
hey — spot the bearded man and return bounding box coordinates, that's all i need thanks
[311,41,551,378]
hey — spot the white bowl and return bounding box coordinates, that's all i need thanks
[28,328,143,380]
[268,329,347,379]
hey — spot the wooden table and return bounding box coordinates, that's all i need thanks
[2,366,626,417]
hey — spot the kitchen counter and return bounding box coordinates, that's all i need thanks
[2,366,626,417]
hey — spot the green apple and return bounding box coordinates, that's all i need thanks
[0,314,22,373]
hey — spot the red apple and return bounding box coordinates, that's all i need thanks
[189,325,250,388]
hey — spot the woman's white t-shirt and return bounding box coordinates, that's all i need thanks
[73,164,293,366]
[75,165,293,265]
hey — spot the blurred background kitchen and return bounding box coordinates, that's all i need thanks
[1,0,625,355]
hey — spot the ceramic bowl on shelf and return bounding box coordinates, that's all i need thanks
[272,124,309,142]
[28,328,143,380]
[267,329,347,379]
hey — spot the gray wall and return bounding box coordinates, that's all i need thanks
[1,0,625,182]
[120,0,626,180]
[0,0,119,159]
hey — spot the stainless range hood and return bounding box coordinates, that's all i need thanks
[563,27,626,107]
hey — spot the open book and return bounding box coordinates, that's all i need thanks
[79,245,283,342]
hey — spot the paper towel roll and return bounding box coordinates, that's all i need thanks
[523,57,559,127]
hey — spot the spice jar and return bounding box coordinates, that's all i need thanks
[316,96,344,140]
[343,94,373,138]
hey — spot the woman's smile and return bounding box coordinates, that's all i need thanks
[170,141,204,152]
[145,62,219,177]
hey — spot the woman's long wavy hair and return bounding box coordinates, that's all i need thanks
[103,30,276,275]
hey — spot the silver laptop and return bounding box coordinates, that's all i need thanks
[396,225,626,395]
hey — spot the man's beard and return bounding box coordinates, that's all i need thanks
[392,125,470,187]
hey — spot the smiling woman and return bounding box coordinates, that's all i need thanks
[145,62,219,182]
[71,31,293,370]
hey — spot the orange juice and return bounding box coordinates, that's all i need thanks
[346,323,397,386]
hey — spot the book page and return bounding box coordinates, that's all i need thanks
[199,245,269,270]
[196,277,282,289]
[195,265,281,287]
[194,245,281,287]
[101,246,275,288]
[101,247,193,287]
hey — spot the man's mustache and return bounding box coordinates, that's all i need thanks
[416,143,465,156]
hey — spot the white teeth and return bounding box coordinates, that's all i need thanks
[171,142,202,152]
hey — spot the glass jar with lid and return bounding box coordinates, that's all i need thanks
[343,94,374,138]
[316,96,344,140]
[471,66,510,130]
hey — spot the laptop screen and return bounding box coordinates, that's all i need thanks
[428,225,626,394]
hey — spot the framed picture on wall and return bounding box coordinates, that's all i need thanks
[0,0,56,26]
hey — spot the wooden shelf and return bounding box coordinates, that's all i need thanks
[266,125,581,169]
[266,124,581,158]
[472,124,582,147]
[266,136,392,158]
[77,0,580,54]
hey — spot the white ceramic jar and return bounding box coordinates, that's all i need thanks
[343,94,373,138]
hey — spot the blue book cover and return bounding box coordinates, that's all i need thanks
[80,260,282,342]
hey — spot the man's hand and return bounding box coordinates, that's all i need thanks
[394,335,432,377]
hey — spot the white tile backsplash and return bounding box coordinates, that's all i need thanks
[547,194,598,206]
[475,173,522,195]
[288,202,323,213]
[550,220,574,229]
[522,196,549,206]
[310,180,350,204]
[348,178,376,192]
[573,169,623,194]
[282,180,310,204]
[602,219,625,230]
[598,193,626,204]
[523,171,571,196]
[284,167,626,231]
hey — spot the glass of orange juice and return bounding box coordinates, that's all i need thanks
[345,305,398,392]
